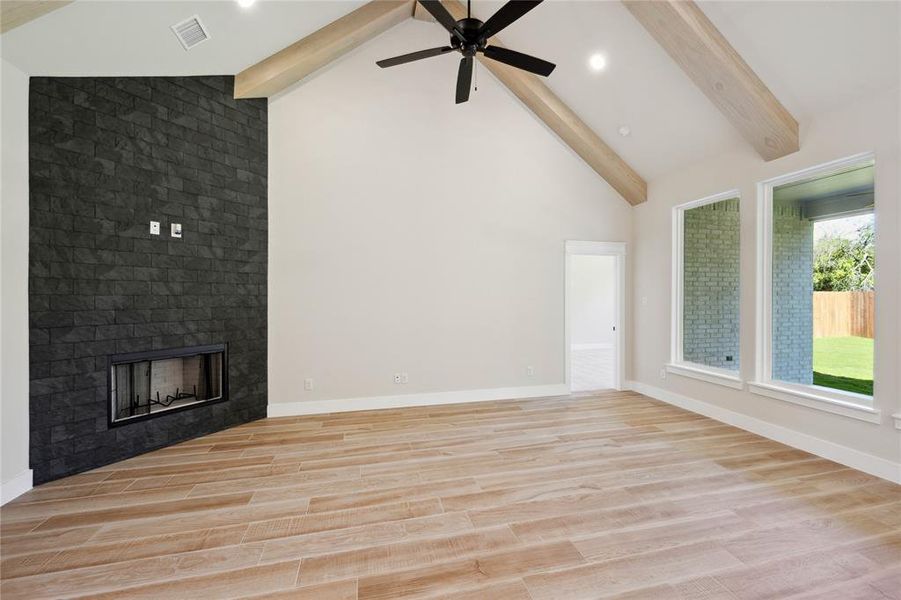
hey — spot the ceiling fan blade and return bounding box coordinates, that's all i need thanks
[377,46,454,68]
[456,56,473,104]
[418,0,464,40]
[482,46,555,77]
[480,0,543,38]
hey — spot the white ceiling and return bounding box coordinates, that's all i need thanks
[2,0,898,181]
[0,1,367,75]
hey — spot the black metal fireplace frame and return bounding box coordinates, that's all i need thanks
[107,343,229,428]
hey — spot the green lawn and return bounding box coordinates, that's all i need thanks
[813,336,874,395]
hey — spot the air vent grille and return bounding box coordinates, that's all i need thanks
[171,15,210,50]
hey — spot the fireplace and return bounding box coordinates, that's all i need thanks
[109,344,228,426]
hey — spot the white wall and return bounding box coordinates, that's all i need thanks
[631,86,901,473]
[0,58,32,498]
[569,255,616,347]
[268,20,632,409]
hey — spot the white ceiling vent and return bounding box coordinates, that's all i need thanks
[171,15,210,51]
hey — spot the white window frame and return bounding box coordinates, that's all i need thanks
[564,241,626,392]
[669,190,744,390]
[752,152,881,424]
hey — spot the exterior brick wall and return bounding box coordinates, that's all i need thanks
[28,76,267,483]
[772,201,814,384]
[682,198,740,370]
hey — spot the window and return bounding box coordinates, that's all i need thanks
[670,191,742,388]
[753,153,879,420]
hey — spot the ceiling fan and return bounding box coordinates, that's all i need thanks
[376,0,555,104]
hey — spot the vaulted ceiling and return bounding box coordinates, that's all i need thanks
[2,0,898,184]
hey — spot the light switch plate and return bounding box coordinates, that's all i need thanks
[171,223,182,238]
[150,221,160,235]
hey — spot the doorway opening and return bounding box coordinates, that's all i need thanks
[566,241,625,392]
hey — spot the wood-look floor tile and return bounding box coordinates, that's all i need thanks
[297,526,520,585]
[32,491,254,531]
[306,477,479,513]
[243,498,443,543]
[91,496,309,543]
[712,547,883,599]
[423,579,532,600]
[524,541,743,600]
[786,566,901,600]
[0,485,195,522]
[0,524,101,557]
[81,560,301,600]
[2,524,248,579]
[1,542,268,599]
[247,578,358,600]
[103,456,275,480]
[1,391,897,600]
[720,513,888,564]
[11,480,132,503]
[573,511,749,562]
[358,540,584,599]
[258,512,473,564]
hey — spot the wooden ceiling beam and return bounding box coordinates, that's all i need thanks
[234,0,414,99]
[443,0,646,205]
[412,2,435,22]
[0,0,73,34]
[623,0,799,161]
[234,0,646,204]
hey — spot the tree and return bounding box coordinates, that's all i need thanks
[813,222,874,291]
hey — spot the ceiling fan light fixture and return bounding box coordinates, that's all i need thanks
[589,53,607,72]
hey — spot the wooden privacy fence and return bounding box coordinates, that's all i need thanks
[813,291,874,338]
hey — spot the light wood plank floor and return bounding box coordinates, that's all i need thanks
[2,391,899,599]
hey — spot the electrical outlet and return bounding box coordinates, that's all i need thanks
[527,366,535,377]
[401,373,409,384]
[659,368,667,380]
[170,223,183,238]
[150,221,160,235]
[641,296,648,306]
[304,378,314,391]
[394,373,402,384]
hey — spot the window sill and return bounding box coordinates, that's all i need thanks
[666,363,744,390]
[748,381,881,424]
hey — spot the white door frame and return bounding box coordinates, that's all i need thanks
[565,241,627,392]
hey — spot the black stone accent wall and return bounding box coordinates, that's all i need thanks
[28,76,268,484]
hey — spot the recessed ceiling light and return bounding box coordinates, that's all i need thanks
[588,53,607,72]
[618,125,631,137]
[237,0,256,8]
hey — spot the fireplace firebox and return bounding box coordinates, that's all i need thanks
[109,344,228,426]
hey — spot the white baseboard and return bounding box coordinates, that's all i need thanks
[571,343,613,351]
[627,380,901,485]
[268,384,570,418]
[1,469,33,505]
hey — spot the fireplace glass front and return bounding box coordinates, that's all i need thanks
[109,344,226,425]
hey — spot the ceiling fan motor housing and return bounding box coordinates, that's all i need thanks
[452,18,487,56]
